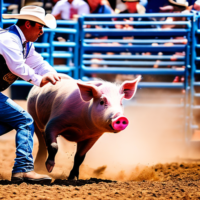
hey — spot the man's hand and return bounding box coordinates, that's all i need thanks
[40,72,61,87]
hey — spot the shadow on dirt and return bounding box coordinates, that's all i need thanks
[52,178,116,186]
[0,178,116,186]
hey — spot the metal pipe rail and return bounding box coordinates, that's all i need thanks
[0,19,80,82]
[0,11,196,142]
[79,14,193,143]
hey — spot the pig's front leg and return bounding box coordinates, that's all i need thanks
[45,119,59,173]
[68,153,85,180]
[68,136,101,180]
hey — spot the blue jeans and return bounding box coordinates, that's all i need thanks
[0,92,34,173]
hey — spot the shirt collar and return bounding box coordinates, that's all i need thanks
[15,25,27,44]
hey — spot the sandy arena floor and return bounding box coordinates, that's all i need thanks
[1,93,200,200]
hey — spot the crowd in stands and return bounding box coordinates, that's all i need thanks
[2,0,200,84]
[3,0,200,17]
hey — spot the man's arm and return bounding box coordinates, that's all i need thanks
[26,45,61,87]
[51,1,63,20]
[1,36,61,87]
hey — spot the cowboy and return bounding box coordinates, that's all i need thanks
[0,6,61,184]
[119,0,146,14]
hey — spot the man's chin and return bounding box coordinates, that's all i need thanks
[31,38,39,42]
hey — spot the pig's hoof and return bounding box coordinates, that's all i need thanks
[45,160,55,173]
[68,176,78,180]
[68,172,78,180]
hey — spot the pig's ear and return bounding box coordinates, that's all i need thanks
[85,81,103,87]
[119,76,141,99]
[77,82,102,102]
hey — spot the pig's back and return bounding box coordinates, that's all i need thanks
[27,79,79,127]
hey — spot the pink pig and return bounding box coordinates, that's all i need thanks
[27,74,141,179]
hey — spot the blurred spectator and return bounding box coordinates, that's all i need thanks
[85,0,114,32]
[119,0,146,14]
[107,0,117,10]
[140,0,148,7]
[160,0,191,29]
[106,0,147,11]
[110,0,146,82]
[117,0,150,36]
[3,0,20,13]
[156,0,190,83]
[146,0,168,13]
[159,0,200,13]
[52,0,90,20]
[84,0,114,79]
[115,0,147,13]
[193,0,200,10]
[145,0,199,13]
[86,0,114,14]
[49,0,60,6]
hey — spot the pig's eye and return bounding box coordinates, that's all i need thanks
[100,100,104,105]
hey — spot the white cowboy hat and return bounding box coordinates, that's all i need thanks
[168,0,188,8]
[2,6,56,29]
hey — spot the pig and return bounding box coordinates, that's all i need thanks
[27,74,141,180]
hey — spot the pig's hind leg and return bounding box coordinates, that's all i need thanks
[44,118,60,173]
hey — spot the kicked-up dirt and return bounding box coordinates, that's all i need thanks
[1,94,200,199]
[0,145,200,200]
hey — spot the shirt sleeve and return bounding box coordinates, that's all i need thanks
[26,44,56,75]
[1,34,56,87]
[25,44,57,86]
[52,1,62,16]
[195,0,200,4]
[78,3,90,15]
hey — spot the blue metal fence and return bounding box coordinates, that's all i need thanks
[190,14,200,140]
[34,20,79,79]
[1,11,200,142]
[79,14,192,86]
[0,0,2,28]
[79,13,194,142]
[0,19,80,80]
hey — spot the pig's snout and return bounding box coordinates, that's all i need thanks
[111,116,129,131]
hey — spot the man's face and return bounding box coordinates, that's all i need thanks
[28,23,44,42]
[125,2,138,13]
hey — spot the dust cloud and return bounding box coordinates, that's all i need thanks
[1,89,200,182]
[76,88,198,181]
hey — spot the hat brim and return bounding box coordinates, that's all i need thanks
[159,5,174,11]
[2,13,56,29]
[168,0,188,8]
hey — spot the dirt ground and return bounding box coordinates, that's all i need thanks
[1,91,200,200]
[1,139,200,200]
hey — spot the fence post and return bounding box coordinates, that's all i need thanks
[0,0,2,28]
[78,16,85,79]
[189,13,198,142]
